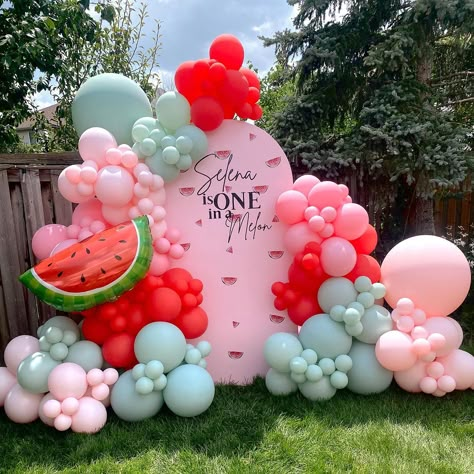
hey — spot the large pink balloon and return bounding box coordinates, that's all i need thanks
[58,169,91,203]
[293,175,320,197]
[101,204,132,226]
[32,224,68,260]
[48,363,88,401]
[71,397,107,433]
[0,367,17,406]
[276,190,308,225]
[381,236,471,316]
[375,330,417,371]
[438,350,474,390]
[308,181,344,209]
[394,360,428,392]
[4,384,42,423]
[320,237,357,276]
[283,222,321,255]
[95,166,134,207]
[333,203,369,240]
[78,127,117,168]
[72,198,107,226]
[4,335,40,375]
[421,317,462,357]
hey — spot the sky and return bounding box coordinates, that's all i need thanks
[34,0,298,108]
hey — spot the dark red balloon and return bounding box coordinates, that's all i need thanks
[81,317,111,345]
[219,70,249,106]
[250,103,263,120]
[102,332,137,368]
[236,102,252,120]
[174,307,208,340]
[145,287,182,322]
[240,67,260,89]
[247,87,260,104]
[344,254,381,283]
[209,62,227,83]
[350,224,378,255]
[126,304,148,336]
[191,96,224,131]
[209,34,244,70]
[288,295,321,326]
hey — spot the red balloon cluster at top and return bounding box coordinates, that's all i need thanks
[175,34,262,131]
[79,268,208,368]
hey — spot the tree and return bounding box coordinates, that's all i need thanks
[264,0,473,236]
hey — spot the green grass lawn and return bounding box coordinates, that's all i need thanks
[0,379,473,474]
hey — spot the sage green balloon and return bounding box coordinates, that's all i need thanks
[111,371,164,422]
[265,368,298,396]
[298,375,337,401]
[347,340,393,395]
[38,316,80,342]
[65,340,103,371]
[174,124,208,162]
[145,150,180,182]
[72,73,152,146]
[17,352,60,394]
[355,305,392,344]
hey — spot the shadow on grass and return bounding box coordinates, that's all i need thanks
[0,378,473,472]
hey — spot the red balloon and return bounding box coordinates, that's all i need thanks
[102,332,137,368]
[288,263,328,294]
[174,307,208,339]
[236,102,252,120]
[219,70,249,106]
[175,61,197,98]
[209,34,244,70]
[163,268,193,286]
[350,224,378,255]
[126,304,148,336]
[193,59,210,82]
[81,317,111,345]
[110,315,127,333]
[97,302,117,322]
[189,278,203,294]
[247,87,260,104]
[344,254,381,283]
[191,96,224,131]
[209,62,227,83]
[240,67,260,89]
[250,103,263,120]
[288,295,321,326]
[145,287,182,322]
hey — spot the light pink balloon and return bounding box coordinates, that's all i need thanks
[66,224,81,239]
[4,384,42,423]
[308,181,344,209]
[102,204,132,226]
[320,237,357,276]
[0,367,17,406]
[43,399,61,418]
[333,203,369,240]
[148,188,166,206]
[4,335,39,375]
[151,220,168,240]
[48,363,88,401]
[54,413,73,431]
[394,360,427,392]
[72,199,106,226]
[50,239,78,256]
[375,330,417,371]
[437,375,456,393]
[103,368,119,385]
[420,376,438,394]
[78,127,117,168]
[71,397,107,434]
[58,169,90,203]
[149,253,171,276]
[276,190,308,225]
[381,235,471,316]
[438,350,474,390]
[38,393,55,426]
[91,383,109,401]
[32,224,68,260]
[84,386,111,407]
[283,221,321,255]
[420,318,463,357]
[292,175,320,197]
[95,166,134,207]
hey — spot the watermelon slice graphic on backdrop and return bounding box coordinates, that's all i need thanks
[19,216,152,312]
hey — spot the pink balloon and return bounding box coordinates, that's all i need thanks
[283,222,321,255]
[32,224,68,260]
[62,397,80,415]
[86,368,104,386]
[50,239,78,256]
[149,253,171,276]
[148,188,166,206]
[4,384,42,423]
[308,181,344,209]
[58,169,90,203]
[43,399,61,418]
[102,204,132,226]
[151,221,168,240]
[437,375,456,393]
[420,317,461,357]
[78,127,117,168]
[375,330,417,371]
[91,383,109,401]
[38,393,55,426]
[103,368,119,385]
[276,190,308,225]
[4,335,39,375]
[438,350,474,390]
[0,367,17,406]
[320,237,357,276]
[84,386,111,407]
[292,175,320,197]
[95,166,134,207]
[54,413,73,431]
[381,236,471,316]
[333,203,369,240]
[71,397,107,434]
[394,360,427,392]
[72,199,107,226]
[48,363,88,401]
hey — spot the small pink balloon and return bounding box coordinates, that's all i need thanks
[397,316,414,333]
[411,326,428,340]
[95,166,134,207]
[90,220,106,234]
[80,166,98,184]
[4,384,42,423]
[83,160,99,170]
[80,216,93,228]
[391,308,401,322]
[105,148,122,165]
[420,351,436,362]
[59,170,90,203]
[149,253,170,276]
[151,221,168,240]
[333,203,369,240]
[122,151,138,168]
[308,181,344,210]
[438,350,474,390]
[147,216,155,226]
[169,243,185,259]
[0,367,17,406]
[149,188,166,206]
[72,199,106,226]
[375,330,417,371]
[412,309,426,325]
[138,171,153,187]
[432,388,446,397]
[91,383,109,401]
[276,190,308,225]
[284,222,322,255]
[422,317,461,357]
[412,338,431,356]
[77,182,94,197]
[50,239,78,256]
[133,163,149,178]
[78,229,94,242]
[65,165,82,184]
[102,204,132,226]
[54,413,72,431]
[38,393,55,426]
[338,184,349,199]
[397,298,415,315]
[427,361,444,379]
[138,198,154,215]
[304,206,319,221]
[151,174,165,191]
[320,237,357,277]
[87,368,104,386]
[166,228,181,244]
[103,368,119,385]
[320,206,337,223]
[319,223,334,239]
[66,224,81,239]
[48,363,88,401]
[292,175,320,197]
[308,215,325,233]
[61,397,80,416]
[154,237,171,254]
[128,206,141,219]
[134,183,150,199]
[4,335,39,375]
[437,375,456,393]
[420,376,437,394]
[394,360,427,392]
[118,144,132,152]
[43,399,61,418]
[71,397,107,434]
[427,333,446,352]
[344,196,352,203]
[78,127,117,168]
[32,224,68,260]
[151,206,166,222]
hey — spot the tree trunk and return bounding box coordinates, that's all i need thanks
[415,194,435,234]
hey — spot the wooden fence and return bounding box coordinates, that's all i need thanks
[0,153,472,360]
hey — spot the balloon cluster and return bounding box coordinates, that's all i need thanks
[80,268,208,369]
[273,175,380,326]
[175,34,262,131]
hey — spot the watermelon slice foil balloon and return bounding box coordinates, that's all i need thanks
[19,216,152,312]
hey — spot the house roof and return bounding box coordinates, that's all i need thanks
[17,104,58,131]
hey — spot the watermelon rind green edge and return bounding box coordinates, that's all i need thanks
[19,216,153,312]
